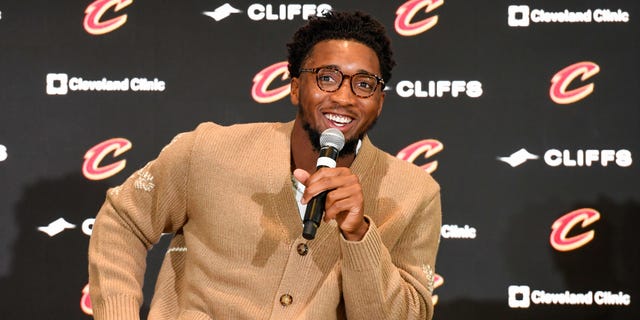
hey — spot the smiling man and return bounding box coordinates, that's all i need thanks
[89,11,441,320]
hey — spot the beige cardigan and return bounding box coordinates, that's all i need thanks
[89,121,441,320]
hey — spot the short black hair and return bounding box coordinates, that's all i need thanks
[287,11,395,83]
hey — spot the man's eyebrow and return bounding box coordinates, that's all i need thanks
[316,64,377,75]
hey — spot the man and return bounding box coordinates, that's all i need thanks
[89,11,441,320]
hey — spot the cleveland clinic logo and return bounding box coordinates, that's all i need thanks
[508,285,631,308]
[441,224,476,239]
[46,73,166,95]
[203,3,332,22]
[508,5,630,27]
[46,73,69,95]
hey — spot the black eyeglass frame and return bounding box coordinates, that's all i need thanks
[299,67,385,98]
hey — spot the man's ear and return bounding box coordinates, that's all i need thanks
[290,77,300,106]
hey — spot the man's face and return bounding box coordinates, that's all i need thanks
[290,39,385,154]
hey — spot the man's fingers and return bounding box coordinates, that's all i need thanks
[293,168,310,184]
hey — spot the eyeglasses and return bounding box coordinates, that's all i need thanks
[299,67,384,98]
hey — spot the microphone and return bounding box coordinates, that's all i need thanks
[302,128,345,240]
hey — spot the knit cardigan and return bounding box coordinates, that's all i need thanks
[88,121,441,320]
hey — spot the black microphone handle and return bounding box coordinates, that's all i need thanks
[302,189,328,240]
[302,146,339,240]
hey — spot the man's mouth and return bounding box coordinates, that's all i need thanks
[324,113,353,127]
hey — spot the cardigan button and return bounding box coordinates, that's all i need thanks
[280,294,293,306]
[296,243,309,256]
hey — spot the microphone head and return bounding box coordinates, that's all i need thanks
[320,128,345,151]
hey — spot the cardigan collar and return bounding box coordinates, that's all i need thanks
[278,120,379,177]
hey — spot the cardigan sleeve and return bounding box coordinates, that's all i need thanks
[88,128,196,320]
[339,189,442,320]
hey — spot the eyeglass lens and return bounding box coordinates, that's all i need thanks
[316,68,378,97]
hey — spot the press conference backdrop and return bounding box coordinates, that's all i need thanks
[0,0,638,319]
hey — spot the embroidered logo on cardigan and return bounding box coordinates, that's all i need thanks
[134,170,155,192]
[422,264,435,293]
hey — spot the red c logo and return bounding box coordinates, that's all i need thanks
[395,0,444,36]
[80,283,93,315]
[82,138,132,180]
[396,139,443,174]
[432,273,444,305]
[550,208,601,252]
[550,61,600,105]
[84,0,133,35]
[252,61,291,104]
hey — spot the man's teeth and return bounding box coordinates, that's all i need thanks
[325,113,353,127]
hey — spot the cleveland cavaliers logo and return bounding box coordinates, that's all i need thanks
[432,273,444,305]
[251,61,291,104]
[80,284,93,315]
[395,0,444,36]
[550,208,601,251]
[550,61,600,105]
[396,139,443,173]
[84,0,133,35]
[82,138,132,180]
